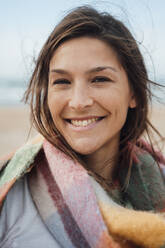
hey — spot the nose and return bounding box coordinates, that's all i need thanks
[68,82,93,110]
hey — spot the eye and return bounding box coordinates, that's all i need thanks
[53,79,71,85]
[91,76,113,83]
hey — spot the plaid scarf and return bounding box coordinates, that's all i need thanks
[1,136,165,247]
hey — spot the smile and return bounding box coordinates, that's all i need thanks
[65,116,105,127]
[71,118,99,127]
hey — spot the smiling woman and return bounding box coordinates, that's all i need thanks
[48,37,136,176]
[0,6,165,248]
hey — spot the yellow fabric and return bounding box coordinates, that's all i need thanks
[100,201,165,248]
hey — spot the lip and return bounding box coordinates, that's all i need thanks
[65,116,106,131]
[64,115,106,121]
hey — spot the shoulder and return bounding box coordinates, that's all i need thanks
[0,134,44,208]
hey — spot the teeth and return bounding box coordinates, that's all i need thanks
[71,118,99,127]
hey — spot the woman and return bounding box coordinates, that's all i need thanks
[0,6,165,248]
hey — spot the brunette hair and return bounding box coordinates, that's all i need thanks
[24,6,163,185]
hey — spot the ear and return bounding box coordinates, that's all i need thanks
[129,95,136,108]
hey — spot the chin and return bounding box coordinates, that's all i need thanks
[71,145,98,155]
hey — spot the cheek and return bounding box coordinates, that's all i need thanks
[99,91,130,111]
[100,91,130,124]
[48,93,61,122]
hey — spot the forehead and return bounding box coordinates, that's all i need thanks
[49,37,122,71]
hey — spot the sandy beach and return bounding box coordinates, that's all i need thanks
[0,104,165,157]
[0,106,37,157]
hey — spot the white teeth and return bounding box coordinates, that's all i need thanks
[71,118,99,127]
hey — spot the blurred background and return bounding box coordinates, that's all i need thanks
[0,0,165,156]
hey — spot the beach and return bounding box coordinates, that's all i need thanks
[0,105,165,157]
[0,106,37,157]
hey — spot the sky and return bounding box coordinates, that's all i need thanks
[0,0,165,83]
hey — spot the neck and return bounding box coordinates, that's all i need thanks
[81,141,119,181]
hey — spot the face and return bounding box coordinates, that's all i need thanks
[48,37,136,162]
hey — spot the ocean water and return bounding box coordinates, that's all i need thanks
[0,78,164,106]
[0,79,27,106]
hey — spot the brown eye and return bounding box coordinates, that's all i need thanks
[92,76,112,83]
[53,79,71,85]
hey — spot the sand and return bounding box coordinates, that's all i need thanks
[0,106,37,157]
[0,104,165,157]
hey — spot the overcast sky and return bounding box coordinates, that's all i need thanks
[0,0,165,82]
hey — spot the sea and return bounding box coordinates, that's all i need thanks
[0,78,28,106]
[0,77,165,106]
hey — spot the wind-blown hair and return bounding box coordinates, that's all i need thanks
[24,6,163,186]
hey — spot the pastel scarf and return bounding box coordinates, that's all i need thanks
[1,136,165,247]
[29,140,165,247]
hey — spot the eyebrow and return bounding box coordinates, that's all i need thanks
[49,66,118,75]
[87,66,117,73]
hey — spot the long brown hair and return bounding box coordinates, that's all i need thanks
[24,6,164,187]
